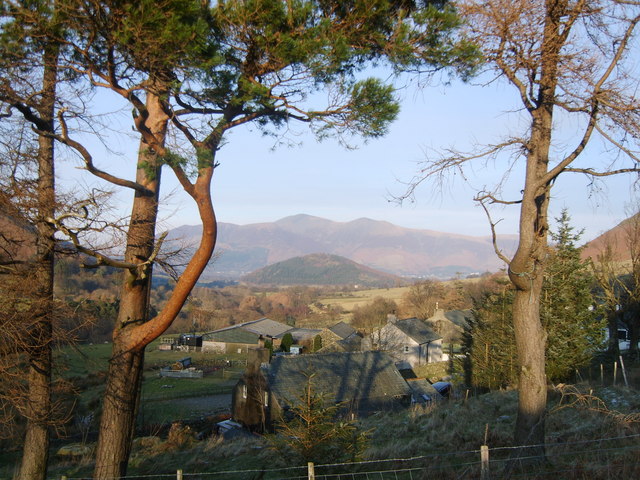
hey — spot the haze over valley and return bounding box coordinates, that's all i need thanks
[168,214,518,281]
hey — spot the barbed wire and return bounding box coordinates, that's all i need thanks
[63,432,640,480]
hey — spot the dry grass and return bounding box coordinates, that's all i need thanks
[39,383,640,480]
[318,286,410,313]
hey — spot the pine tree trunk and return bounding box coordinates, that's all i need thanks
[93,343,145,478]
[507,1,565,453]
[512,285,547,449]
[17,41,58,480]
[93,90,166,480]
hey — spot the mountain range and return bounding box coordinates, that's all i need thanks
[167,214,519,280]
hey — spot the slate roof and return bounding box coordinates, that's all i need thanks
[264,351,412,407]
[406,379,441,403]
[204,328,258,344]
[393,318,441,344]
[280,327,322,341]
[444,310,473,329]
[328,321,357,340]
[243,317,293,337]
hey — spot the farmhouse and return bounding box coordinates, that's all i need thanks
[426,308,472,344]
[364,316,442,369]
[232,349,412,432]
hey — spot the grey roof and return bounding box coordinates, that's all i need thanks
[444,310,473,329]
[394,318,441,344]
[280,328,322,341]
[406,379,441,402]
[328,321,357,340]
[203,328,258,344]
[264,351,412,406]
[203,317,291,343]
[243,317,293,337]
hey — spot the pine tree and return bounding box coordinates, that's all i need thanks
[466,211,604,388]
[542,210,605,382]
[270,375,366,464]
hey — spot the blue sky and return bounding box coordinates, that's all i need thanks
[59,75,638,245]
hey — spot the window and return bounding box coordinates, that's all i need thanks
[264,391,269,407]
[242,384,247,399]
[404,345,410,353]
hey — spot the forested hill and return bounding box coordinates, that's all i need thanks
[240,253,404,287]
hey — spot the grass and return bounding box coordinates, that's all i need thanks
[5,342,640,479]
[38,382,640,480]
[45,341,246,439]
[318,286,411,312]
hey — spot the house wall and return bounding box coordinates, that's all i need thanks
[318,329,341,349]
[232,374,271,432]
[202,341,225,353]
[203,341,255,354]
[424,339,443,363]
[369,324,442,367]
[374,323,420,367]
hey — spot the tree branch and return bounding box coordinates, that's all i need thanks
[53,109,153,194]
[475,194,512,265]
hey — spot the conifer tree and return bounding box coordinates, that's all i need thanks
[542,210,604,382]
[466,211,604,388]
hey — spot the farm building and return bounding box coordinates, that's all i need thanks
[232,349,412,432]
[202,317,322,354]
[201,317,292,353]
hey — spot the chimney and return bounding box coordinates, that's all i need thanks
[387,314,398,324]
[247,336,271,373]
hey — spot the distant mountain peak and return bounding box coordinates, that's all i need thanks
[167,214,517,281]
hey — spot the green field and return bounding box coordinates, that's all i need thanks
[56,341,245,428]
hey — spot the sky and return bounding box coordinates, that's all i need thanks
[59,74,639,245]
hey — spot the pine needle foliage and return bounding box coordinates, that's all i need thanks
[268,374,368,464]
[465,211,605,388]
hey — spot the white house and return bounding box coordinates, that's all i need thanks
[364,316,442,369]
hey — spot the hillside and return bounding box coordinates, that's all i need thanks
[581,212,639,262]
[167,214,518,280]
[240,253,404,287]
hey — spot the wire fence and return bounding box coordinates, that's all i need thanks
[62,433,640,480]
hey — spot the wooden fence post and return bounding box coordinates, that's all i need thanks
[613,361,618,386]
[177,469,183,480]
[481,445,490,480]
[308,462,315,480]
[619,356,629,387]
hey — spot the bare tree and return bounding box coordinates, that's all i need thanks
[402,0,640,451]
[0,4,62,476]
[401,280,446,320]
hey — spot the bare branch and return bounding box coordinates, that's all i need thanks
[564,166,640,177]
[396,139,524,204]
[475,194,512,265]
[53,109,152,194]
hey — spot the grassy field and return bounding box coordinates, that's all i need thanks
[318,286,411,312]
[55,341,245,428]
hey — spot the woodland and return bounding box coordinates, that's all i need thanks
[1,1,640,479]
